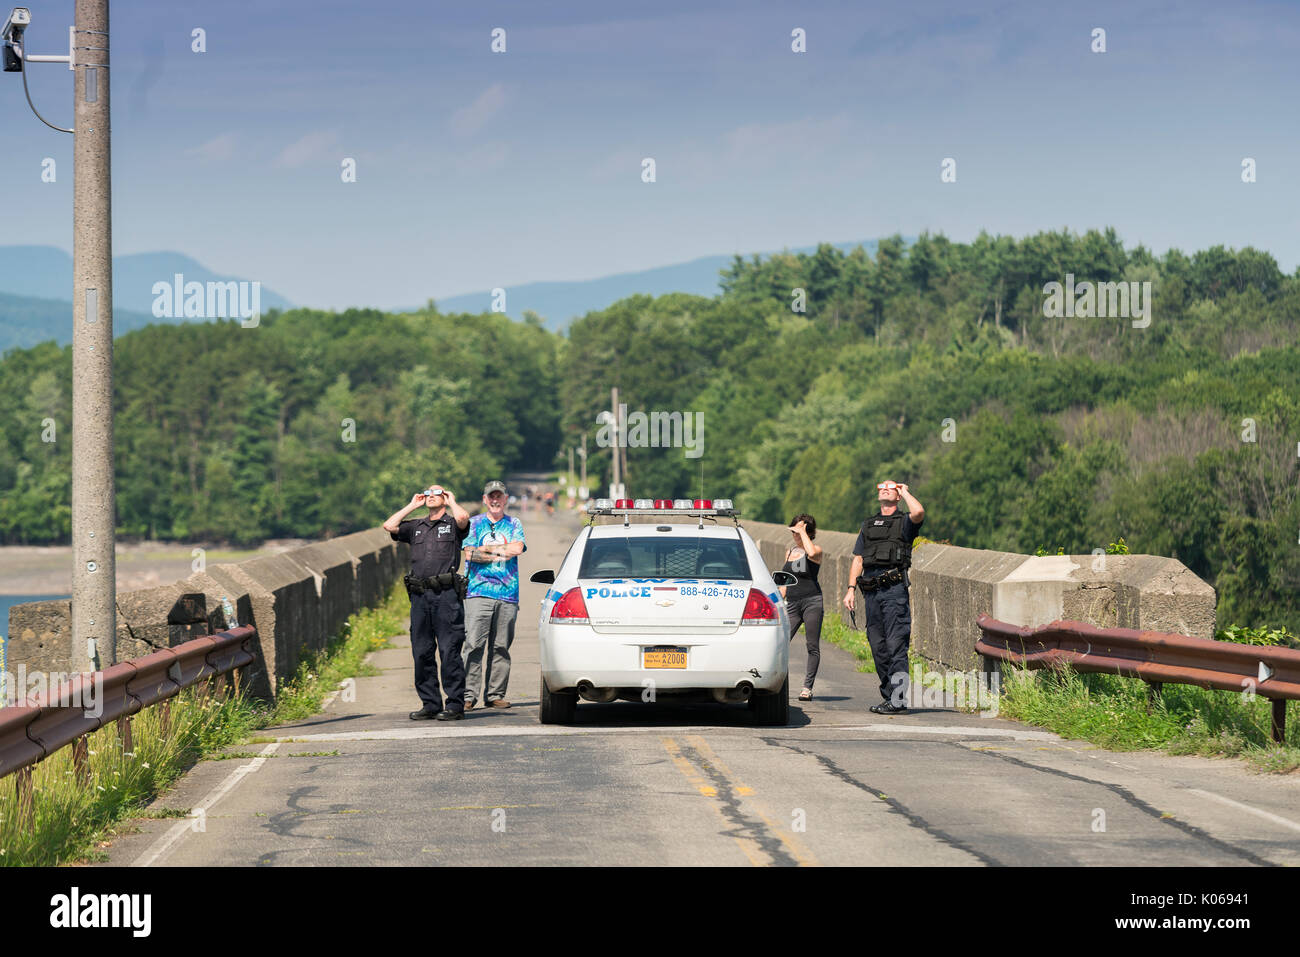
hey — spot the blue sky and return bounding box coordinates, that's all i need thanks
[2,0,1298,310]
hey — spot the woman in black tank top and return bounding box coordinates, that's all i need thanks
[780,513,824,701]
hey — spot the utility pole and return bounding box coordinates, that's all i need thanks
[610,386,621,499]
[70,0,113,670]
[579,432,587,494]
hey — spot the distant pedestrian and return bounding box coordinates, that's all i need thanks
[780,514,824,701]
[384,485,471,721]
[461,481,526,710]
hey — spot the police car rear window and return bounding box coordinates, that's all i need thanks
[579,537,750,580]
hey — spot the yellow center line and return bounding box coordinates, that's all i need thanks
[686,734,820,867]
[662,737,765,866]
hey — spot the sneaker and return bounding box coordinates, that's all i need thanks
[409,707,440,720]
[435,709,464,721]
[798,688,813,701]
[869,702,908,715]
[464,700,476,711]
[488,699,512,709]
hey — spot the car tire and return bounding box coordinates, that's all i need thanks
[539,675,578,725]
[751,676,789,726]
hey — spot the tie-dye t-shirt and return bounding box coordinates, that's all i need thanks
[464,513,526,602]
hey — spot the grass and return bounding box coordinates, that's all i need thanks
[995,663,1300,773]
[821,612,1297,766]
[0,581,407,866]
[820,614,876,673]
[267,585,404,725]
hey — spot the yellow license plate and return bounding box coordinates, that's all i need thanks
[643,646,687,669]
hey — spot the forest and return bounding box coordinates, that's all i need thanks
[558,230,1299,633]
[2,228,1296,631]
[0,307,559,544]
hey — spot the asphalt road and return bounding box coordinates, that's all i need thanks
[101,510,1300,867]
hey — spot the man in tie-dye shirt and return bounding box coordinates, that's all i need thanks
[461,480,527,709]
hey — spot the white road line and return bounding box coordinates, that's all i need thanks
[277,721,1062,743]
[825,724,1062,741]
[132,742,281,867]
[280,724,743,742]
[1188,788,1300,833]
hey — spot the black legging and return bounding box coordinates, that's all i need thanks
[787,593,824,691]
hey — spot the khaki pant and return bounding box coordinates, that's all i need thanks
[462,596,519,703]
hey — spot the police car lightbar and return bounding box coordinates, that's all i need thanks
[585,497,737,517]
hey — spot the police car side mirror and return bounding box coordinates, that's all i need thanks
[772,571,797,587]
[530,569,555,584]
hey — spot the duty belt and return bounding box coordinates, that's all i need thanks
[857,567,907,592]
[404,572,467,600]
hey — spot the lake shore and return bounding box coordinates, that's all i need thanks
[0,539,315,595]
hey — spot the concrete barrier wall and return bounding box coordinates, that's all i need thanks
[739,519,1217,671]
[7,528,409,701]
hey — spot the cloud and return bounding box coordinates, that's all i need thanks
[184,132,238,163]
[450,83,508,139]
[273,130,340,168]
[719,114,853,159]
[590,114,856,185]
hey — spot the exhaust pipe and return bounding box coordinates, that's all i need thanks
[577,680,616,703]
[712,681,754,704]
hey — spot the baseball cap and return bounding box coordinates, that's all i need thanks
[483,480,507,495]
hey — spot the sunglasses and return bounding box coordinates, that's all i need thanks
[876,482,900,491]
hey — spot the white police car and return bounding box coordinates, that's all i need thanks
[531,499,795,726]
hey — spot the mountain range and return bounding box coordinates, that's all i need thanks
[429,239,890,329]
[0,239,897,352]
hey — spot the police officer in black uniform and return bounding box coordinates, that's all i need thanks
[384,484,471,720]
[843,480,925,714]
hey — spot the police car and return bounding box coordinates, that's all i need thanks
[530,499,795,726]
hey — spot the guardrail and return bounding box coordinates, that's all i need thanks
[975,615,1299,743]
[0,626,256,804]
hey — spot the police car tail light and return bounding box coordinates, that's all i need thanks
[740,588,777,623]
[550,587,590,624]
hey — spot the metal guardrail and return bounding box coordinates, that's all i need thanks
[0,626,256,794]
[976,615,1299,743]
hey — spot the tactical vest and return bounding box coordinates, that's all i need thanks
[859,510,912,568]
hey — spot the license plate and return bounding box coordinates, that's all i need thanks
[643,646,687,669]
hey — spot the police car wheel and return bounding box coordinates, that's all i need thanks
[539,675,578,725]
[751,676,790,727]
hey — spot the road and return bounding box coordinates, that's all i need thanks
[100,510,1300,867]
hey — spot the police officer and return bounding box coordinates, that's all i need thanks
[384,484,471,721]
[842,481,925,714]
